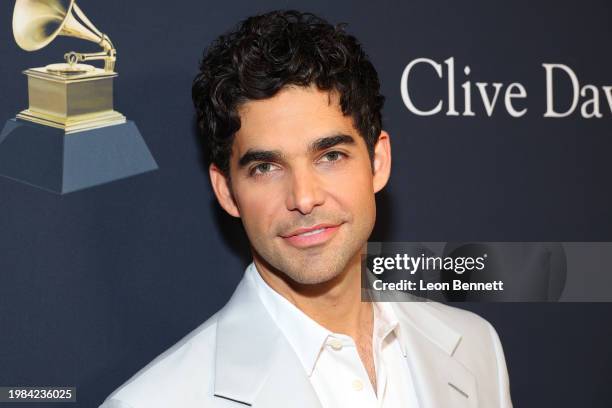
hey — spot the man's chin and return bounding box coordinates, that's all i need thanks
[285,269,340,285]
[274,255,351,286]
[254,236,359,285]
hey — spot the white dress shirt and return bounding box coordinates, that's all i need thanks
[247,263,421,408]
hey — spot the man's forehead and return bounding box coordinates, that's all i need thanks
[232,86,358,155]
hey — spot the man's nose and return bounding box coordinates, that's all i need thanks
[285,166,325,215]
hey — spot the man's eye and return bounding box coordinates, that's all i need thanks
[320,151,346,162]
[250,162,277,176]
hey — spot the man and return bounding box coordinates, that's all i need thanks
[100,10,512,408]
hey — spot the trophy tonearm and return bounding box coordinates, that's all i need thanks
[13,0,117,73]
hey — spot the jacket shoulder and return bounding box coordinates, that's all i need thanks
[100,312,219,408]
[412,301,503,361]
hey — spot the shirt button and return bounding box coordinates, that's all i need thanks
[352,379,364,391]
[329,338,343,350]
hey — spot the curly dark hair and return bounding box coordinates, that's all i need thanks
[192,10,385,176]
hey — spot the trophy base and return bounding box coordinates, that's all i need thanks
[0,119,158,194]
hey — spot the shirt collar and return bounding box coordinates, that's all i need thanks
[247,262,407,375]
[247,263,330,376]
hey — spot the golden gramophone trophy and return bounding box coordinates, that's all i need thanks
[0,0,157,194]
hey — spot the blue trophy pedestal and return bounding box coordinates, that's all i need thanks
[0,119,158,194]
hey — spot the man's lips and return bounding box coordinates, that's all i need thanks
[280,223,342,248]
[281,223,341,238]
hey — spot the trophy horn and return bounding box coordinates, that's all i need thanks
[12,0,116,72]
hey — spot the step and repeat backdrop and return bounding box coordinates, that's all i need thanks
[1,0,611,406]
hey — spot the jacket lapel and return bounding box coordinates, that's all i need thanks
[250,343,323,408]
[213,272,323,408]
[391,301,477,408]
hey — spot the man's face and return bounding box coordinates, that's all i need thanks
[210,85,391,284]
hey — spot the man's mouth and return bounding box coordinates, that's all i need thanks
[295,228,326,237]
[280,223,342,248]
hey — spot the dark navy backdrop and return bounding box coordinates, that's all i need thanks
[1,1,611,406]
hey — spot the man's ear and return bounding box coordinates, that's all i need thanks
[209,164,241,218]
[372,130,392,193]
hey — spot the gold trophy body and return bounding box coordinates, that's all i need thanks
[0,0,157,194]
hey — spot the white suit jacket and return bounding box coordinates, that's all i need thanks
[100,264,512,408]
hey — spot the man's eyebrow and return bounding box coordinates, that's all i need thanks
[308,134,355,153]
[238,150,284,168]
[237,134,355,168]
